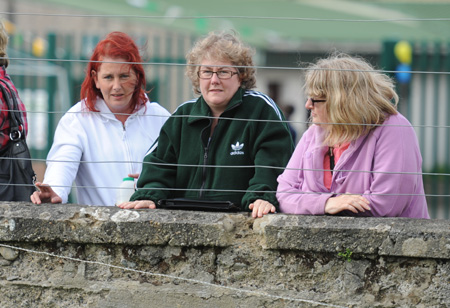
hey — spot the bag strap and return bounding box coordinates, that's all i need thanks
[0,78,24,141]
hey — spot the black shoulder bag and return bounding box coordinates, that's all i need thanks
[0,79,36,201]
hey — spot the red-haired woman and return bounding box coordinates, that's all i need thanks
[31,32,170,206]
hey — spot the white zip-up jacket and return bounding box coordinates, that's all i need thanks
[43,97,170,206]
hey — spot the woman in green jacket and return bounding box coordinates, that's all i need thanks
[118,31,294,218]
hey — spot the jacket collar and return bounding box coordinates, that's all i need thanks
[188,87,244,124]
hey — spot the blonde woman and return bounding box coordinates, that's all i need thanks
[277,53,429,218]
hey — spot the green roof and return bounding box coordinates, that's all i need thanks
[17,0,450,49]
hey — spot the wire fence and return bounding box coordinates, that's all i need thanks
[2,52,450,210]
[0,242,349,308]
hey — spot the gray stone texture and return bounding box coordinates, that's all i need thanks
[0,202,449,308]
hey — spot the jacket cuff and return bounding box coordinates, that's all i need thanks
[129,190,160,206]
[243,193,280,212]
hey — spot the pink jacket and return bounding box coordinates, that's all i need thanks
[277,113,429,218]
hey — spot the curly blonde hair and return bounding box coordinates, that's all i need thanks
[0,22,9,67]
[305,53,398,146]
[186,31,256,95]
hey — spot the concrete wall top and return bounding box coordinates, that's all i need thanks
[1,202,448,260]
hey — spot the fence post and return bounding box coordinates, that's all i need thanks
[430,42,441,218]
[46,33,57,148]
[62,34,74,107]
[445,42,450,219]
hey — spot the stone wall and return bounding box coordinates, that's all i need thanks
[0,202,449,308]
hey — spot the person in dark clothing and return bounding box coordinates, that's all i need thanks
[0,22,28,151]
[118,31,294,218]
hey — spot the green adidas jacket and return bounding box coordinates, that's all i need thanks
[131,88,294,211]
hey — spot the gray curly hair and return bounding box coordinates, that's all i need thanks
[185,31,256,95]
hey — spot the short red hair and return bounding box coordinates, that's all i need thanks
[80,31,147,112]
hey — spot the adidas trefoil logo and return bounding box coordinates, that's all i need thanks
[230,141,244,155]
[231,141,244,151]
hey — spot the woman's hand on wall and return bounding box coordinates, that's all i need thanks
[30,183,63,204]
[117,200,156,209]
[249,199,276,218]
[325,193,370,215]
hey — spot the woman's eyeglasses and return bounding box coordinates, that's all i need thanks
[198,70,239,80]
[307,98,326,106]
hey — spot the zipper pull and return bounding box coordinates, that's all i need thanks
[203,138,211,162]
